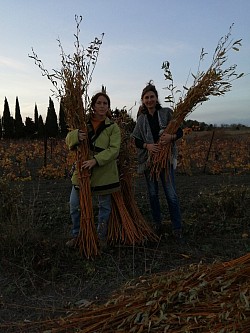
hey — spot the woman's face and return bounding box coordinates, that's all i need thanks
[93,95,109,119]
[142,91,158,110]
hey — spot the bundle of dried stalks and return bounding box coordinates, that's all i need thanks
[7,253,249,332]
[150,25,244,177]
[109,111,158,244]
[29,16,104,258]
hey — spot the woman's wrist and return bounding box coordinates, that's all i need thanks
[143,143,148,149]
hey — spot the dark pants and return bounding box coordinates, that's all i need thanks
[144,165,182,230]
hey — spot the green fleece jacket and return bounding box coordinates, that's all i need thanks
[66,118,121,195]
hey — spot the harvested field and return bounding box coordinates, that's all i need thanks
[0,172,249,332]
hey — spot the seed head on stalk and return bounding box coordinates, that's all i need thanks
[29,15,104,258]
[150,24,245,178]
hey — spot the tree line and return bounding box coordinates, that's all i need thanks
[1,96,245,141]
[0,96,140,141]
[0,97,135,140]
[0,97,67,140]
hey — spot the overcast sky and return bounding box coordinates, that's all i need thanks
[1,0,249,126]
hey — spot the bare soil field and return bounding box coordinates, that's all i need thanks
[0,172,249,331]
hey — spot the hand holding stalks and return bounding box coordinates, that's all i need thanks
[146,143,161,153]
[159,132,174,144]
[81,158,97,170]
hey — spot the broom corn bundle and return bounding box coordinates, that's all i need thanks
[60,53,99,258]
[150,24,244,177]
[109,111,159,245]
[29,16,104,258]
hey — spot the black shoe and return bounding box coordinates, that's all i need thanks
[66,238,77,248]
[153,224,163,236]
[173,229,185,245]
[97,222,108,240]
[99,238,108,251]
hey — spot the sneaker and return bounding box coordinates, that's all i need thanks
[66,238,77,248]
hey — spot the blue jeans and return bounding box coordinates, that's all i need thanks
[69,186,112,238]
[144,165,182,231]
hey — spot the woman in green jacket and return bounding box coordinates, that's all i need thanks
[66,92,121,247]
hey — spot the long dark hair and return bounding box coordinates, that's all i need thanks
[90,92,112,119]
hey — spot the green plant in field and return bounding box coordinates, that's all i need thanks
[0,179,23,225]
[0,180,39,256]
[198,184,248,223]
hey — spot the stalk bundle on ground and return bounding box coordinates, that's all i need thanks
[150,24,244,177]
[4,253,249,332]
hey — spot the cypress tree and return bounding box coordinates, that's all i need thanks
[59,100,68,137]
[34,103,39,132]
[37,115,45,138]
[2,97,14,139]
[45,97,58,138]
[25,117,36,138]
[14,96,24,139]
[0,117,2,139]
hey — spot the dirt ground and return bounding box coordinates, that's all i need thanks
[0,172,249,332]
